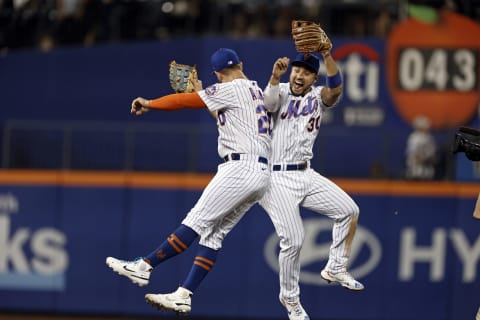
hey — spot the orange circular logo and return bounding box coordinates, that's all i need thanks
[387,11,480,129]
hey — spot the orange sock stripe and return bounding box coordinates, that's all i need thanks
[167,236,182,253]
[195,256,215,267]
[194,261,212,271]
[170,234,188,250]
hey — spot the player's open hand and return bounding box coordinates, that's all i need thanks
[131,97,150,116]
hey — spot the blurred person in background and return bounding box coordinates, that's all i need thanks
[53,0,88,45]
[2,0,45,49]
[374,5,394,37]
[405,115,437,180]
[2,0,480,51]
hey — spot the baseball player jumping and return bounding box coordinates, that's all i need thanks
[260,37,364,319]
[106,48,272,316]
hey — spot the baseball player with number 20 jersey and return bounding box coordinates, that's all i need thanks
[106,48,272,316]
[260,52,364,320]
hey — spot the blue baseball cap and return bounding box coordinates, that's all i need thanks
[211,48,240,72]
[291,53,320,74]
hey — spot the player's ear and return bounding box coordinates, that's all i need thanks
[214,71,222,82]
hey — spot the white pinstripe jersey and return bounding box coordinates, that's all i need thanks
[198,79,271,159]
[265,83,332,163]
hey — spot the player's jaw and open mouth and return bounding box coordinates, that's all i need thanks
[291,80,306,95]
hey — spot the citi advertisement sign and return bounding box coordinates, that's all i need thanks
[0,193,69,291]
[264,217,480,284]
[324,42,385,127]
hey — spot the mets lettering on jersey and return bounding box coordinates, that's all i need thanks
[280,97,319,119]
[268,83,324,163]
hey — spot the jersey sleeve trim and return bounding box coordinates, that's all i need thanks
[149,92,207,111]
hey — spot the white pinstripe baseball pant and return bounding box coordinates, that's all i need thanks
[259,167,359,300]
[183,156,270,250]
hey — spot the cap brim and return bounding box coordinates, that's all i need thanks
[291,61,317,74]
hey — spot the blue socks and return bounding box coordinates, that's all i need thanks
[143,225,218,293]
[182,245,218,292]
[145,224,198,268]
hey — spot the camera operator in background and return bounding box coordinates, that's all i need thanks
[452,126,480,162]
[452,126,480,220]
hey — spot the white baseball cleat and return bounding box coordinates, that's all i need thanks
[320,269,364,291]
[145,286,192,316]
[105,256,152,287]
[280,298,310,320]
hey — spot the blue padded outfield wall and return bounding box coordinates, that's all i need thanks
[0,172,479,320]
[1,35,479,179]
[0,13,479,319]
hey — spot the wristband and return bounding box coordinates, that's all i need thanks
[326,72,342,88]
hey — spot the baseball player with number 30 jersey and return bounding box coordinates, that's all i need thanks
[260,52,364,320]
[106,48,272,316]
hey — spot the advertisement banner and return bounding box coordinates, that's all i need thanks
[0,175,478,320]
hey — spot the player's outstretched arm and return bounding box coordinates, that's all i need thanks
[269,57,290,86]
[264,57,289,112]
[320,51,343,107]
[130,93,207,116]
[131,97,150,116]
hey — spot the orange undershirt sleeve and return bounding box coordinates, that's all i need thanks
[148,92,207,111]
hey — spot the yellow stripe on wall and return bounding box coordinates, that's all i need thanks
[0,170,478,198]
[0,170,212,190]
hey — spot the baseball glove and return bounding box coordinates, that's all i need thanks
[291,20,332,54]
[169,60,198,93]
